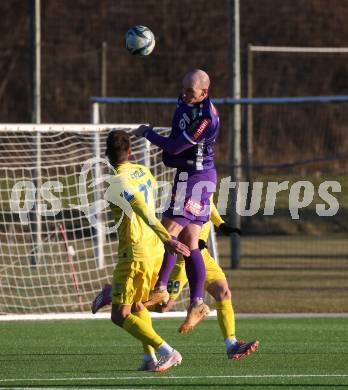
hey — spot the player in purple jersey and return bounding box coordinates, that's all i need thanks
[134,69,220,333]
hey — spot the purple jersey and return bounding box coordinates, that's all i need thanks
[162,96,220,171]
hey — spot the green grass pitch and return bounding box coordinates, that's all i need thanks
[0,317,347,389]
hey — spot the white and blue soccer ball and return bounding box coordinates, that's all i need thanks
[125,25,155,56]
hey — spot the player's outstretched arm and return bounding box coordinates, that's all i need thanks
[127,191,190,256]
[134,125,193,155]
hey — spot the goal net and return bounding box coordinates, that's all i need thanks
[0,124,216,315]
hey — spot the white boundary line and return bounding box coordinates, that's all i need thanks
[0,311,214,321]
[1,374,348,383]
[236,313,348,318]
[5,389,153,390]
[1,311,348,321]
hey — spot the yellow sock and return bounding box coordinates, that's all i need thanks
[122,313,164,350]
[216,299,236,340]
[133,308,155,354]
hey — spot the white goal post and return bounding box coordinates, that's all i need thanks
[0,123,218,318]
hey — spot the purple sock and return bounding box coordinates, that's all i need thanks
[156,235,177,287]
[184,248,206,303]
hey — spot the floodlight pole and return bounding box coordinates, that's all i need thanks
[228,0,242,269]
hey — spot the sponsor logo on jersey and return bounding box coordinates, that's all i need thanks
[192,118,210,141]
[183,113,190,123]
[184,198,204,216]
[179,113,191,130]
[130,168,145,180]
[179,118,186,130]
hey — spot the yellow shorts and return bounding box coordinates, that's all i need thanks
[168,248,226,300]
[112,260,154,305]
[150,253,164,290]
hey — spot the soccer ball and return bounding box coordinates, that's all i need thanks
[125,25,155,56]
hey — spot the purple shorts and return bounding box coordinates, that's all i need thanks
[163,168,217,223]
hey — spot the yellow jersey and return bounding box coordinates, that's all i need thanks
[106,162,170,263]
